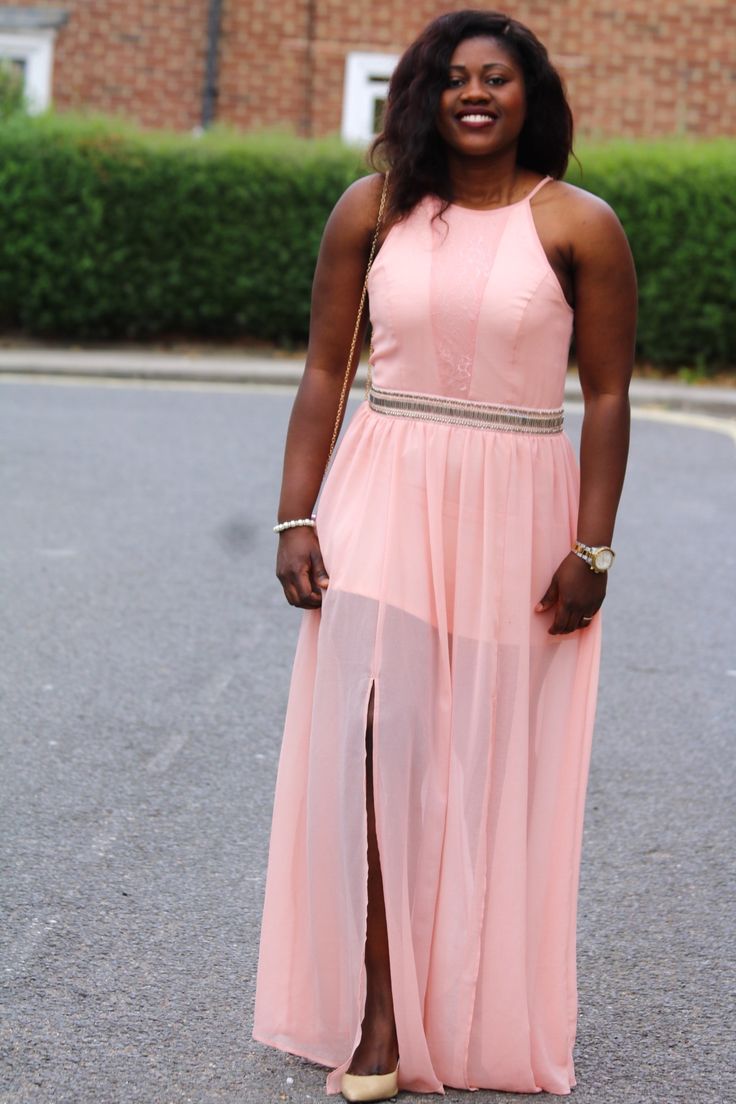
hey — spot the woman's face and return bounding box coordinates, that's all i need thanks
[435,36,526,158]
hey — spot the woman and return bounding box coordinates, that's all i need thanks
[253,9,636,1101]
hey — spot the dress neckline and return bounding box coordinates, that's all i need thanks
[442,175,552,213]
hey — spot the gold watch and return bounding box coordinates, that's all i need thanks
[572,541,615,573]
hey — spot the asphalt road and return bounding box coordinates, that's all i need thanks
[1,380,734,1104]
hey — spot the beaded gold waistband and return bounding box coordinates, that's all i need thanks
[367,384,564,434]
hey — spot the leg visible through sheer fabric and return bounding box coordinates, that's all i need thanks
[346,681,400,1077]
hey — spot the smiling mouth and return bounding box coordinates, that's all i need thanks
[456,112,498,127]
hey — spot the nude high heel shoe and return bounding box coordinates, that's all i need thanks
[340,1062,399,1102]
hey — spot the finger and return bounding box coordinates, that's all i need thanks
[309,546,330,593]
[282,581,301,607]
[290,565,323,608]
[535,577,558,613]
[281,577,311,607]
[278,557,324,607]
[276,568,303,607]
[274,565,315,609]
[571,607,601,632]
[563,609,587,633]
[549,604,575,635]
[289,588,322,609]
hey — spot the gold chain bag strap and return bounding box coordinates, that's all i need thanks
[322,171,389,480]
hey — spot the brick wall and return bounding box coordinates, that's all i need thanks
[1,0,209,130]
[2,0,734,137]
[216,0,312,132]
[219,0,736,139]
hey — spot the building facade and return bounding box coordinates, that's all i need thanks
[1,1,735,140]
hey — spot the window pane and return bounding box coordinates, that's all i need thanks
[0,55,26,76]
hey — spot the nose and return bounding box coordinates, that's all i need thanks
[460,76,491,101]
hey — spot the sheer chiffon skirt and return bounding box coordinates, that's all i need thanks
[253,400,601,1096]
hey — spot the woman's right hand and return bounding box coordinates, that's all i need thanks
[276,527,330,608]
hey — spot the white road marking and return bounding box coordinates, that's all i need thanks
[89,807,128,857]
[631,405,736,444]
[5,664,238,977]
[4,806,134,976]
[564,399,736,443]
[200,668,236,702]
[146,730,190,774]
[2,373,734,440]
[3,913,60,974]
[146,667,235,773]
[0,372,297,394]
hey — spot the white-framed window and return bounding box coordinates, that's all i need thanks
[0,9,68,113]
[341,51,398,145]
[0,31,53,111]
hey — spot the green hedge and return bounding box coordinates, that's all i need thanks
[567,140,736,371]
[0,115,733,370]
[0,115,365,344]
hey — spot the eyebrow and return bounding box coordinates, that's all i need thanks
[448,62,512,71]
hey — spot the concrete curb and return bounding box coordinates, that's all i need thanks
[1,349,735,418]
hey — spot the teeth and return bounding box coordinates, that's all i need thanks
[460,114,495,123]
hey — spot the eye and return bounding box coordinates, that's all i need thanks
[488,76,507,86]
[447,76,464,87]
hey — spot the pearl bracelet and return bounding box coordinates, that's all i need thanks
[273,517,316,533]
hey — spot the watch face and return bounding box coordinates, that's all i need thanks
[594,548,614,571]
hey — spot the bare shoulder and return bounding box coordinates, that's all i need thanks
[325,172,387,243]
[341,172,387,206]
[541,179,630,253]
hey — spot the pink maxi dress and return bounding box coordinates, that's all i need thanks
[253,176,602,1096]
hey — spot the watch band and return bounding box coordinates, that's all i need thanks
[572,541,615,573]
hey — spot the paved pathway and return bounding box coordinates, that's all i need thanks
[0,345,734,419]
[0,378,733,1103]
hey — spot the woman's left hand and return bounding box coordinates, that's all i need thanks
[535,552,606,634]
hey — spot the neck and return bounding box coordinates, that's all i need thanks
[445,148,523,208]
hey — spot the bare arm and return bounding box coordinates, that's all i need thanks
[536,192,638,634]
[275,173,386,608]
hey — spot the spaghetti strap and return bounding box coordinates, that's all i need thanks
[526,174,552,201]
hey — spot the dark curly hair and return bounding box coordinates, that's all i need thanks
[369,9,574,220]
